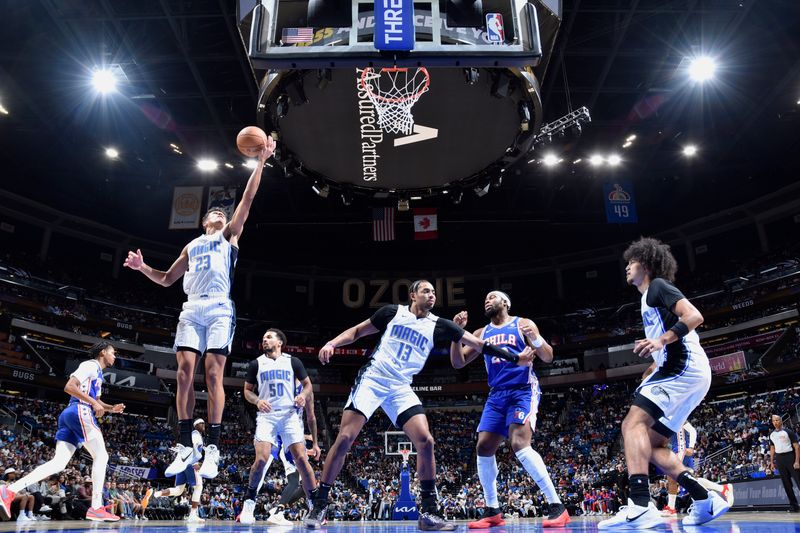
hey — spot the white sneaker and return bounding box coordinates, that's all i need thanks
[166,444,201,476]
[17,513,32,522]
[267,508,292,526]
[683,491,731,526]
[240,499,256,525]
[598,499,663,530]
[198,444,220,479]
[720,483,735,506]
[38,505,52,513]
[186,513,205,523]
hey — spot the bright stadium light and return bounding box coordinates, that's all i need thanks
[0,102,8,115]
[542,153,560,167]
[92,69,118,93]
[243,159,259,169]
[682,144,699,157]
[589,154,604,167]
[688,56,717,82]
[197,159,218,171]
[626,134,637,142]
[607,154,622,166]
[105,147,119,159]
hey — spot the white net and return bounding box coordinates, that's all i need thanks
[361,67,430,135]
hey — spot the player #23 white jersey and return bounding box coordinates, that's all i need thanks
[182,231,238,297]
[371,306,439,384]
[254,353,297,412]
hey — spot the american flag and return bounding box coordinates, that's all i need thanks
[372,207,395,242]
[281,27,314,44]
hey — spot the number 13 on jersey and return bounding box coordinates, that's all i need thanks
[395,343,413,363]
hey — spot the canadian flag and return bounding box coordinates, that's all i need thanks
[413,208,438,240]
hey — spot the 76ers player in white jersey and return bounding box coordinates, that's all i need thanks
[0,342,125,522]
[305,280,532,531]
[599,238,730,529]
[450,291,569,528]
[238,328,317,524]
[124,140,275,479]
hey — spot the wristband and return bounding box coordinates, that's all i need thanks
[481,341,519,364]
[669,322,690,339]
[532,336,544,348]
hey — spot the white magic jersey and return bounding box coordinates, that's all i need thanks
[182,231,238,297]
[254,353,297,411]
[370,306,439,384]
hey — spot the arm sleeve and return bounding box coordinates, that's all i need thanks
[433,318,466,345]
[790,431,799,445]
[291,357,309,381]
[69,360,94,383]
[369,305,399,332]
[684,423,697,448]
[245,360,259,385]
[645,278,686,311]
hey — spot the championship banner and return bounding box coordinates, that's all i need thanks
[108,464,156,480]
[207,186,237,220]
[169,186,203,229]
[375,0,415,51]
[603,181,638,223]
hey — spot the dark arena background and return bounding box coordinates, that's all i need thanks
[1,0,800,532]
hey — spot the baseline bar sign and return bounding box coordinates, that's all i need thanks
[375,0,415,51]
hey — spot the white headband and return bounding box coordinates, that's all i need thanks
[489,291,511,310]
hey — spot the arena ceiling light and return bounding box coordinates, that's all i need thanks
[224,163,234,169]
[607,154,622,166]
[196,159,218,171]
[589,154,604,167]
[0,102,8,115]
[92,68,118,94]
[622,141,633,148]
[682,144,699,157]
[104,147,119,159]
[626,134,637,142]
[573,158,582,164]
[243,159,259,169]
[542,153,560,167]
[688,56,717,83]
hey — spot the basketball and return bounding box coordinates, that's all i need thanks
[236,126,268,157]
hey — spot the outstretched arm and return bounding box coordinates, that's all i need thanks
[450,323,485,369]
[459,330,533,366]
[318,319,379,365]
[124,246,189,287]
[225,141,275,243]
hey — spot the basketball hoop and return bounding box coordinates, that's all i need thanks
[360,67,431,135]
[399,448,412,466]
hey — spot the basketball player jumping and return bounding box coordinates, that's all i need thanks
[124,140,275,479]
[0,342,124,522]
[450,290,570,528]
[304,280,532,531]
[599,237,731,529]
[239,328,318,525]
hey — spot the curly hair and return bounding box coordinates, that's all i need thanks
[88,341,113,359]
[623,237,678,282]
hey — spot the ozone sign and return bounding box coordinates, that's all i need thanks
[375,0,415,51]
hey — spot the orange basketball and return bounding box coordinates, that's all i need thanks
[236,126,268,157]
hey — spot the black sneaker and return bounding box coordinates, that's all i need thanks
[304,501,327,529]
[418,511,457,531]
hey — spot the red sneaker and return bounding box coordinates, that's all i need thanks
[542,503,570,527]
[0,485,16,520]
[660,505,677,517]
[468,512,505,529]
[87,506,121,522]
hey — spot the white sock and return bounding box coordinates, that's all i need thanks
[476,455,499,508]
[84,435,109,509]
[26,511,34,518]
[515,447,561,504]
[697,478,724,493]
[10,441,76,493]
[668,494,677,508]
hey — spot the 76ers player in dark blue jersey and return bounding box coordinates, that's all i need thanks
[0,342,125,522]
[124,140,275,480]
[450,291,569,528]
